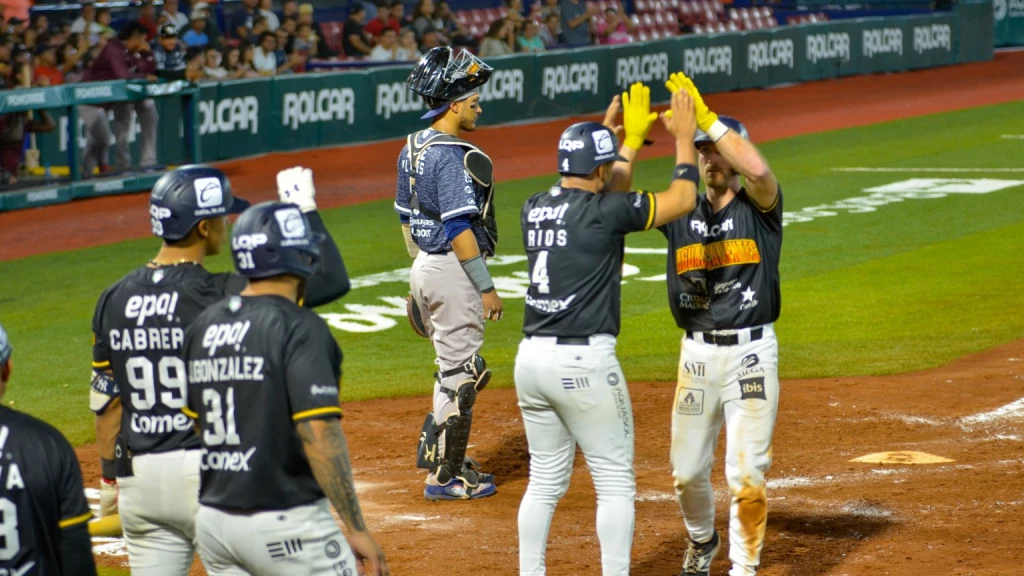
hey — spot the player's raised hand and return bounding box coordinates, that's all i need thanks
[661,90,697,141]
[276,166,318,213]
[601,93,623,141]
[347,530,389,576]
[664,72,719,132]
[621,82,659,151]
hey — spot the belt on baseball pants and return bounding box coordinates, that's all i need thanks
[687,326,764,346]
[526,335,591,346]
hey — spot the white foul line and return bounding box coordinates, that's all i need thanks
[832,167,1024,173]
[1001,135,1024,139]
[961,397,1024,425]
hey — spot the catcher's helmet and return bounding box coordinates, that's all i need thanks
[230,201,324,280]
[149,165,250,242]
[0,322,11,366]
[694,115,748,145]
[557,121,627,177]
[408,46,492,120]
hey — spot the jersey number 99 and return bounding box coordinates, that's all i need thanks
[126,356,187,410]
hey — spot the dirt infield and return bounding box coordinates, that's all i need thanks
[79,340,1024,575]
[4,50,1024,261]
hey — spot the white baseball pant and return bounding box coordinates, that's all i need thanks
[196,498,357,576]
[671,324,779,576]
[515,334,635,576]
[117,449,201,576]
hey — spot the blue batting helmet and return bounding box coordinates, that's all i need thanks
[149,165,251,242]
[0,323,11,366]
[230,201,325,280]
[694,115,749,145]
[557,121,627,176]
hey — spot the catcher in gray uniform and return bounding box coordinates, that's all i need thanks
[396,47,500,501]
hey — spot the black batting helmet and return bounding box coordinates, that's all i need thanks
[557,122,627,176]
[408,46,492,120]
[149,165,250,242]
[230,201,324,280]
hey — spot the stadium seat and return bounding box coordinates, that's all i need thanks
[652,11,667,27]
[758,6,771,19]
[692,23,704,33]
[636,29,651,41]
[728,7,738,20]
[630,14,641,28]
[678,2,694,25]
[726,19,739,31]
[765,16,777,28]
[640,13,654,30]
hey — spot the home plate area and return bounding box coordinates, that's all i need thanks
[85,341,1024,575]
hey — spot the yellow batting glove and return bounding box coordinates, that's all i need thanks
[621,82,658,151]
[678,75,719,132]
[665,71,686,94]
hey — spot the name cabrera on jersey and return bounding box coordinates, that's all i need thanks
[0,408,92,574]
[394,129,492,254]
[522,187,656,337]
[183,294,344,512]
[659,187,783,332]
[92,264,248,455]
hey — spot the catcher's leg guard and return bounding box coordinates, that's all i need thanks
[435,355,490,486]
[416,413,442,471]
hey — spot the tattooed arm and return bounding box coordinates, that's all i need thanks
[297,418,389,575]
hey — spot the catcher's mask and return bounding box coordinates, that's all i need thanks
[408,46,493,120]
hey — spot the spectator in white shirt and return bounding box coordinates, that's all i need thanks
[70,2,104,45]
[369,27,410,61]
[161,0,190,32]
[260,0,281,31]
[203,46,228,78]
[399,28,422,59]
[252,30,280,74]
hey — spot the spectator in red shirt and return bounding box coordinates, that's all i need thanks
[79,22,160,176]
[365,0,400,38]
[33,44,63,86]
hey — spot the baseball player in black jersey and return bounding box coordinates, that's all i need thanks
[90,165,349,574]
[400,47,501,500]
[516,86,700,576]
[659,73,782,576]
[0,324,97,576]
[182,201,388,576]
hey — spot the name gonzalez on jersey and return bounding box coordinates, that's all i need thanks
[189,321,265,383]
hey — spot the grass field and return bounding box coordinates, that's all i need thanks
[2,102,1024,449]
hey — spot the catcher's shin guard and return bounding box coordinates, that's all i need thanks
[435,355,490,486]
[416,413,441,471]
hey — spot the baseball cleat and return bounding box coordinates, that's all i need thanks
[679,530,720,576]
[463,456,495,484]
[424,479,497,501]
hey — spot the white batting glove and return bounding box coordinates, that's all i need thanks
[100,478,119,517]
[277,166,318,213]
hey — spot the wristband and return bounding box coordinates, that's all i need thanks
[101,458,117,482]
[673,164,700,186]
[460,255,494,294]
[706,120,730,142]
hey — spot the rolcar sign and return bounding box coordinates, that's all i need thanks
[747,39,794,72]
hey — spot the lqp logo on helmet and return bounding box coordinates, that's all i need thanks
[231,202,324,279]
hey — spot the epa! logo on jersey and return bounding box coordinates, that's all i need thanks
[274,207,307,240]
[202,321,251,355]
[125,292,180,327]
[194,177,223,209]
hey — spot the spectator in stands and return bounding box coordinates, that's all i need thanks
[395,1,412,28]
[248,14,270,44]
[139,0,158,41]
[541,0,559,20]
[292,22,316,55]
[33,44,63,85]
[436,1,475,47]
[343,1,373,57]
[71,1,104,46]
[411,0,438,40]
[479,18,514,56]
[504,0,526,33]
[559,0,596,46]
[183,9,211,48]
[275,25,291,55]
[260,0,281,32]
[518,19,545,52]
[299,4,337,58]
[154,22,202,81]
[191,2,223,48]
[80,22,159,176]
[253,30,292,74]
[203,45,227,78]
[597,5,633,44]
[366,0,400,38]
[162,0,190,32]
[539,13,561,45]
[231,0,261,41]
[61,33,89,82]
[30,14,48,36]
[227,44,259,78]
[96,8,116,39]
[185,46,205,79]
[282,0,300,21]
[399,28,421,59]
[369,27,404,61]
[419,28,442,52]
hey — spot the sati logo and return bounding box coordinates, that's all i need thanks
[194,177,223,209]
[615,52,669,89]
[202,321,251,355]
[125,292,180,327]
[806,32,851,63]
[862,27,903,58]
[282,88,355,130]
[542,62,600,99]
[684,45,733,77]
[274,207,307,239]
[913,24,951,54]
[376,81,423,120]
[592,129,615,155]
[199,96,259,135]
[747,39,794,73]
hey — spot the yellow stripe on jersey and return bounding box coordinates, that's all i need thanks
[181,407,198,419]
[92,360,110,369]
[292,406,343,421]
[59,511,93,529]
[644,192,656,231]
[752,191,779,213]
[675,239,762,275]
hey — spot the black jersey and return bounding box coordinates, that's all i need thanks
[659,187,783,332]
[183,294,343,512]
[521,187,656,337]
[92,264,248,456]
[0,407,94,575]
